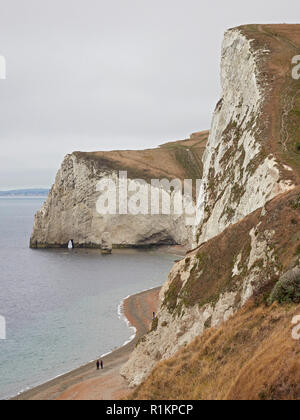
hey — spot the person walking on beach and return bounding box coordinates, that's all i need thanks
[96,360,100,370]
[101,360,104,370]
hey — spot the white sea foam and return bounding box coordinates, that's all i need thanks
[118,295,137,347]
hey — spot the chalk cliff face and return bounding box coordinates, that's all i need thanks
[30,132,207,249]
[194,27,296,245]
[121,24,300,387]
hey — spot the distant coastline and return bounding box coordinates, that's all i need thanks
[0,189,49,197]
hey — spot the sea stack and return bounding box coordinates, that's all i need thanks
[101,232,112,254]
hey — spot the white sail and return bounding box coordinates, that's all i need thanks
[0,315,6,340]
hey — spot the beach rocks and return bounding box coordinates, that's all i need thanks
[101,232,112,254]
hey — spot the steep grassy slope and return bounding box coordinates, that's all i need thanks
[130,300,300,400]
[131,168,300,401]
[163,187,300,316]
[122,186,300,388]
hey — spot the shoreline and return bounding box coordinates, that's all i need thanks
[12,245,186,400]
[12,286,162,400]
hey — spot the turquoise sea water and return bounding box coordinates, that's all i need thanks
[0,198,175,399]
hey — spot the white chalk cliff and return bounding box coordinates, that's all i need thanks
[121,25,299,387]
[194,29,294,245]
[30,133,207,249]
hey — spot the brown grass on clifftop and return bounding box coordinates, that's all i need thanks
[130,300,300,400]
[239,24,300,184]
[73,130,208,187]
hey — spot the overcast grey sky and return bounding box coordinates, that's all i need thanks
[0,0,299,189]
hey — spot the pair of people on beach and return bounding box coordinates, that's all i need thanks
[96,360,103,370]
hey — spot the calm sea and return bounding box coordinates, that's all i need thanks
[0,198,175,399]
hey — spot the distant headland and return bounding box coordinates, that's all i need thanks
[0,189,49,197]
